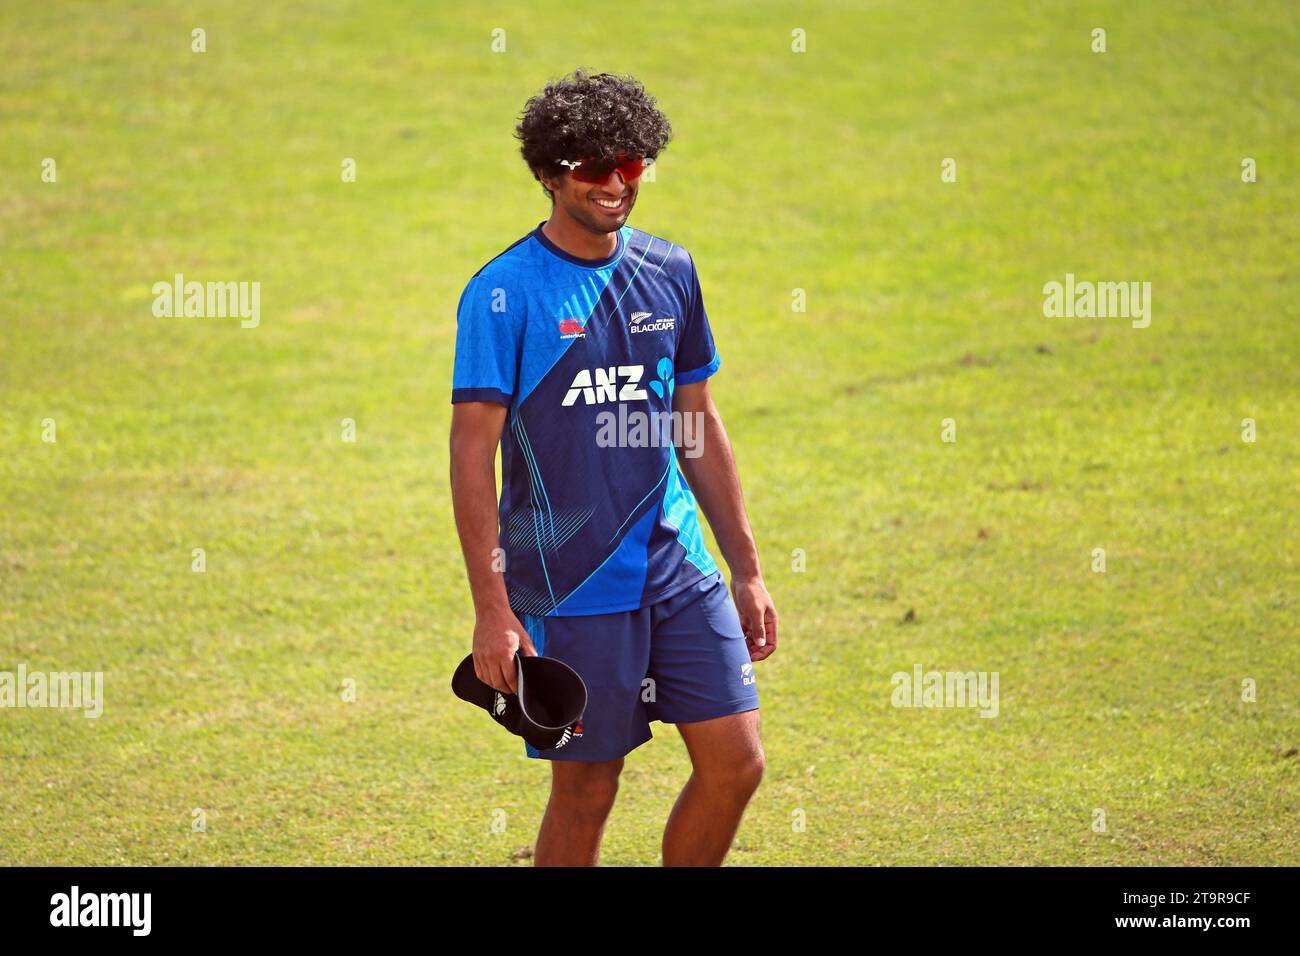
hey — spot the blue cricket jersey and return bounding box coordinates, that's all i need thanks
[451,221,721,617]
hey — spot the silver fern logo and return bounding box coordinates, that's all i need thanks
[630,309,675,334]
[553,720,584,749]
[492,692,507,716]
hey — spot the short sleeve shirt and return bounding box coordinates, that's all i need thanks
[452,221,721,616]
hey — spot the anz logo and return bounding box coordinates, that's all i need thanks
[563,365,648,406]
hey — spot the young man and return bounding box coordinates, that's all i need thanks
[449,69,777,866]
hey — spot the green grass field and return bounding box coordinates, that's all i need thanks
[1,0,1297,865]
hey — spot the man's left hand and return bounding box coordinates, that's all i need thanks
[731,577,778,662]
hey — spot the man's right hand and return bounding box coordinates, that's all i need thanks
[471,607,538,695]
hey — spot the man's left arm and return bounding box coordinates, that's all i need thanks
[674,379,777,662]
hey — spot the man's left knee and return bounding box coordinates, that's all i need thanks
[698,740,765,796]
[732,748,765,794]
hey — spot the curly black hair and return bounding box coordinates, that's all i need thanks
[515,68,673,201]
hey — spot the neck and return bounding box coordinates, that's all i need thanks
[541,205,619,261]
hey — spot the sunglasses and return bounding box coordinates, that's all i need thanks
[558,155,654,185]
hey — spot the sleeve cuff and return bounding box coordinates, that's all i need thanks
[451,387,512,407]
[675,353,721,385]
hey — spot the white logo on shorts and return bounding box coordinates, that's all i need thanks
[493,692,507,716]
[553,721,583,749]
[741,663,756,686]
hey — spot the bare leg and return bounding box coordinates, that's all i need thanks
[534,758,624,866]
[662,710,764,866]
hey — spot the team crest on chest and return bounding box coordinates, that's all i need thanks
[629,309,675,334]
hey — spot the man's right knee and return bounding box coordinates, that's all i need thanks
[549,758,624,817]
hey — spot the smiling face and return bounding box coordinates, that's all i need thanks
[540,160,641,235]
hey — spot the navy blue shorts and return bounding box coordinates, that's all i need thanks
[520,571,760,761]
